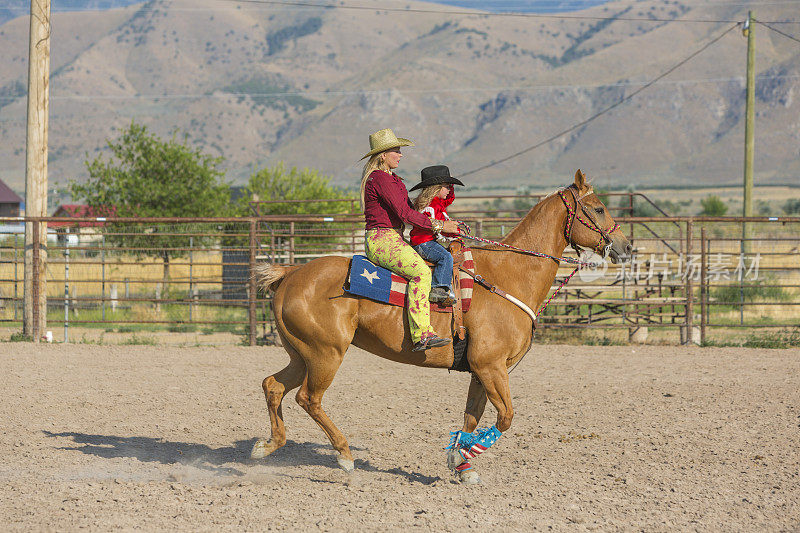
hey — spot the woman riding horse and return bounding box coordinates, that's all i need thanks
[359,128,459,352]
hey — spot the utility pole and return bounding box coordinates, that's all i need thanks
[23,0,51,341]
[742,10,755,254]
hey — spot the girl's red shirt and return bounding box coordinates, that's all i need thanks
[409,187,456,246]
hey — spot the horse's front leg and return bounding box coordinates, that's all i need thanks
[447,373,488,483]
[447,365,511,484]
[462,373,488,433]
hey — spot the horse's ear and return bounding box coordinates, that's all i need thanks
[574,169,587,191]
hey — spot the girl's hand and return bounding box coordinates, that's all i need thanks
[441,220,459,234]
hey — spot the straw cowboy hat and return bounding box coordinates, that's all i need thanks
[361,128,415,160]
[409,165,464,192]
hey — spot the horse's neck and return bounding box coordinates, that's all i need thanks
[503,196,568,262]
[479,196,569,308]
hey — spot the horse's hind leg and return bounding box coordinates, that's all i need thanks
[295,349,354,471]
[251,339,306,459]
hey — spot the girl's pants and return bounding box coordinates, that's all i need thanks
[413,240,453,289]
[365,228,434,343]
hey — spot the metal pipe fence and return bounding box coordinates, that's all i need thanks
[1,213,798,345]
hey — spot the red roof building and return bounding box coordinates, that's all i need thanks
[50,205,116,228]
[0,179,23,217]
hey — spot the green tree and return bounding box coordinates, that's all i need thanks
[699,195,728,216]
[70,122,230,290]
[234,163,356,255]
[237,162,353,215]
[782,198,800,215]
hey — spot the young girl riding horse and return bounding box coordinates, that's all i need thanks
[409,165,464,305]
[359,128,459,352]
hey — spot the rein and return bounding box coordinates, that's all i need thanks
[455,185,619,267]
[456,224,599,268]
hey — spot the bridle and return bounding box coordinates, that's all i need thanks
[558,185,620,259]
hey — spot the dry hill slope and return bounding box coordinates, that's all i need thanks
[0,0,797,194]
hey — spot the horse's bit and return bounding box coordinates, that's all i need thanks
[558,185,620,259]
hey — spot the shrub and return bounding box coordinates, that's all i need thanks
[743,329,800,349]
[711,279,790,303]
[699,195,728,216]
[782,198,800,215]
[9,332,31,342]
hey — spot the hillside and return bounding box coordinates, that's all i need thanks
[0,0,798,194]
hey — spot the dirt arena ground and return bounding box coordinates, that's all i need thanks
[2,343,799,531]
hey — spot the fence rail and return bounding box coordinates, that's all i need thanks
[2,211,799,345]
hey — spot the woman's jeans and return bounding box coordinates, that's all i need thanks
[365,228,434,343]
[413,240,453,289]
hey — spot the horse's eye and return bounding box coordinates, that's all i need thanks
[594,207,604,214]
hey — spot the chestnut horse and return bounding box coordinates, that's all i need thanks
[251,170,631,483]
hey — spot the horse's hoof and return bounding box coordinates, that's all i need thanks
[459,469,481,485]
[337,456,355,472]
[447,449,466,470]
[250,438,278,459]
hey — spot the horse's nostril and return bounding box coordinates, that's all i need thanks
[625,244,633,255]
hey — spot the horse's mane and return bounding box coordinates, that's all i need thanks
[493,187,564,246]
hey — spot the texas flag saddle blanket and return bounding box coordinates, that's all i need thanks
[344,250,474,313]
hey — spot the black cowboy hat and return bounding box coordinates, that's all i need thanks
[409,165,465,192]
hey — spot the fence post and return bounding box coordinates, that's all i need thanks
[64,243,69,343]
[700,227,707,345]
[628,193,634,246]
[101,233,106,321]
[14,236,18,321]
[289,221,295,265]
[248,219,257,346]
[684,219,694,345]
[188,236,193,322]
[31,221,41,342]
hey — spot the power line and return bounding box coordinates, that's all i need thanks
[222,0,800,24]
[4,73,800,103]
[460,23,740,177]
[757,20,800,43]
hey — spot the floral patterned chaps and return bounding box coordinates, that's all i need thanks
[365,228,434,343]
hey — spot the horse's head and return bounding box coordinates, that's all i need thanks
[560,170,632,264]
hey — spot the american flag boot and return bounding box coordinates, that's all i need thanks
[445,426,502,473]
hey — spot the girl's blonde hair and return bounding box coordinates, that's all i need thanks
[359,152,391,211]
[414,184,445,211]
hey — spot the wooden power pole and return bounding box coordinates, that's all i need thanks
[23,0,51,341]
[742,11,755,254]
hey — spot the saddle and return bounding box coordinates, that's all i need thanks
[344,246,474,372]
[344,244,474,340]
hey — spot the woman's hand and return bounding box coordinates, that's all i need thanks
[441,220,459,234]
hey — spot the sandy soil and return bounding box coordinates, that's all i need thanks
[1,343,799,531]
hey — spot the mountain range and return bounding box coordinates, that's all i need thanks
[0,0,798,194]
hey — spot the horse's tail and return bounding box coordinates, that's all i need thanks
[253,262,296,292]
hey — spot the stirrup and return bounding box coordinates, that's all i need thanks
[430,287,456,306]
[412,334,451,351]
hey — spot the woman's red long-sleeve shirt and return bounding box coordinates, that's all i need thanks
[363,170,433,231]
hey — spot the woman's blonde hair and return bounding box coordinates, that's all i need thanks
[413,184,443,211]
[359,152,391,211]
